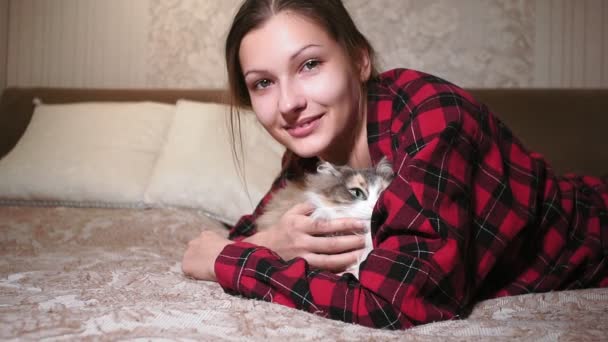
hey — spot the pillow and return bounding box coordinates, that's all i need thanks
[0,101,175,206]
[144,100,284,225]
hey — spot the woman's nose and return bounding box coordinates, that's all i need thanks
[278,83,306,115]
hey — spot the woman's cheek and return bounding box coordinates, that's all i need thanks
[251,96,277,128]
[303,69,350,106]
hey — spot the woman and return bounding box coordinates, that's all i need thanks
[182,0,607,329]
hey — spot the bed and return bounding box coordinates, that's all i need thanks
[1,87,607,341]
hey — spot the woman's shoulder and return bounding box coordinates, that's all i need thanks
[374,68,456,87]
[366,68,489,148]
[370,68,478,106]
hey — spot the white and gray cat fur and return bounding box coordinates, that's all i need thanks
[256,157,394,279]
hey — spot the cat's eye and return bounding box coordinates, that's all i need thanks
[348,187,367,200]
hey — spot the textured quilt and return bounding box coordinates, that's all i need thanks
[1,206,607,341]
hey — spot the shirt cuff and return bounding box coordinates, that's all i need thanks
[214,241,263,292]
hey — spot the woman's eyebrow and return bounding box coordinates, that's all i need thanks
[243,44,322,78]
[289,44,322,61]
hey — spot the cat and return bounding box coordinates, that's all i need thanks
[256,157,394,279]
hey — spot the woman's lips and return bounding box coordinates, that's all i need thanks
[286,114,324,138]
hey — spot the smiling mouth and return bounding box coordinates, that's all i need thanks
[285,114,324,138]
[285,114,324,129]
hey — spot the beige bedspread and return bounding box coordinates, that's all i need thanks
[1,206,607,341]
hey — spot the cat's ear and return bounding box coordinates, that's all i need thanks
[376,157,394,180]
[317,161,342,177]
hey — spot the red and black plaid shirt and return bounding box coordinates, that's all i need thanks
[215,69,608,329]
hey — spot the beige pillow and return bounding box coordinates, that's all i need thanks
[144,100,284,225]
[0,101,175,206]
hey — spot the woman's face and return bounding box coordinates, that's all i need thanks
[239,11,369,160]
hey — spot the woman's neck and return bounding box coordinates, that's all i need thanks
[346,119,371,168]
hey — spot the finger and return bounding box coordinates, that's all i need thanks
[286,202,315,216]
[310,218,367,236]
[304,250,362,273]
[308,234,366,254]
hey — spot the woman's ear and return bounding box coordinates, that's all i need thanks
[357,48,372,82]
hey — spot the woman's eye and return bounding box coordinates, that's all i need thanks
[254,79,271,89]
[302,59,320,72]
[348,188,367,200]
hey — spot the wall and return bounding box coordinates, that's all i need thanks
[6,0,149,88]
[145,0,537,88]
[4,0,608,89]
[0,0,8,95]
[535,0,608,87]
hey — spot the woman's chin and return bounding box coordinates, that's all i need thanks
[287,141,328,159]
[290,148,320,159]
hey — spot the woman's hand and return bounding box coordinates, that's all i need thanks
[244,202,367,273]
[182,230,231,281]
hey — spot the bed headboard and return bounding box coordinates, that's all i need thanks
[1,87,607,176]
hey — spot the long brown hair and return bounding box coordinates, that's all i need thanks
[225,0,379,176]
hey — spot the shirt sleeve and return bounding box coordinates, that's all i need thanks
[215,71,541,329]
